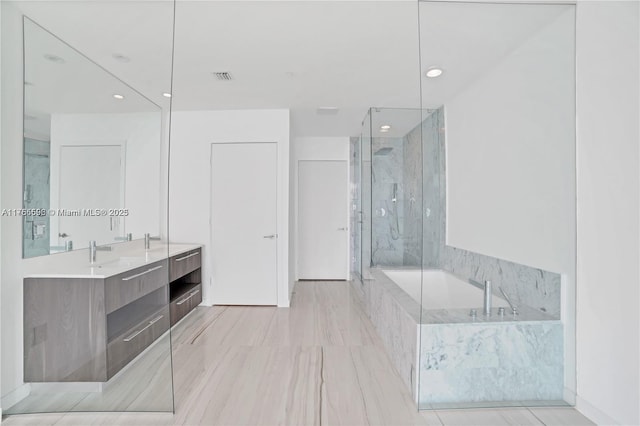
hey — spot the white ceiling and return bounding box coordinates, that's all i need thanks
[12,0,572,139]
[23,17,160,139]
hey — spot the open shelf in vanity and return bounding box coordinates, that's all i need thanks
[23,244,202,383]
[169,248,202,326]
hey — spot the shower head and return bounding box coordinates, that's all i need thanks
[373,147,393,156]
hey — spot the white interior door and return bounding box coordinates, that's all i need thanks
[211,143,278,305]
[298,160,349,280]
[58,145,123,248]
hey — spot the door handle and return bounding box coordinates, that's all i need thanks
[337,227,347,231]
[263,234,277,239]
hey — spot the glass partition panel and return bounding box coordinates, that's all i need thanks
[350,136,363,281]
[2,0,175,415]
[417,0,576,410]
[361,109,373,281]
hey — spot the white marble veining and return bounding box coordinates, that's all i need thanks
[440,246,562,318]
[23,240,201,279]
[366,278,420,399]
[419,322,564,406]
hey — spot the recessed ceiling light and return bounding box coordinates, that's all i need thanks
[380,125,391,130]
[43,54,65,64]
[162,92,172,98]
[112,53,131,63]
[113,94,125,100]
[425,67,443,78]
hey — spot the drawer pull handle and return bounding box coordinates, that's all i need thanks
[176,294,193,305]
[175,252,199,262]
[121,265,163,281]
[123,315,164,342]
[177,288,200,305]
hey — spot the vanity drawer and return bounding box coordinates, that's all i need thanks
[170,283,201,326]
[169,248,201,282]
[106,306,170,379]
[105,260,169,314]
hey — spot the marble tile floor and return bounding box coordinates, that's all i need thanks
[3,282,594,426]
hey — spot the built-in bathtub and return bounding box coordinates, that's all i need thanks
[351,268,565,408]
[381,269,509,311]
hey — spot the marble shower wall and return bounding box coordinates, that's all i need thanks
[370,137,405,266]
[404,109,442,268]
[350,137,362,280]
[23,138,51,258]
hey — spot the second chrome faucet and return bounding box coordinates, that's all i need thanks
[89,240,112,264]
[144,233,161,250]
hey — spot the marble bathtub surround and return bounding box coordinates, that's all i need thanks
[419,321,564,406]
[356,269,564,407]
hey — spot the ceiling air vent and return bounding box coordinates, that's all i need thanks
[212,72,233,81]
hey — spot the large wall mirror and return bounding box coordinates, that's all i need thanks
[22,17,162,258]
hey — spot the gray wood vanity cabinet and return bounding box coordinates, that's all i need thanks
[24,247,202,383]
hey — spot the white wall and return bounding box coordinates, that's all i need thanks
[292,137,350,281]
[169,109,291,307]
[445,8,576,275]
[575,2,640,425]
[50,112,163,244]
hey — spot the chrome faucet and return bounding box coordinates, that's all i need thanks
[114,233,132,242]
[484,280,492,316]
[89,240,112,264]
[144,233,161,250]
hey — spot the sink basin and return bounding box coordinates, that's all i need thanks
[95,256,147,268]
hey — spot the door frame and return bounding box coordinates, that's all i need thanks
[295,159,350,281]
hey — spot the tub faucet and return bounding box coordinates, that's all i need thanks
[484,280,492,316]
[144,233,161,250]
[499,287,518,316]
[89,240,112,264]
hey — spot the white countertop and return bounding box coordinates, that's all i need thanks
[24,242,202,279]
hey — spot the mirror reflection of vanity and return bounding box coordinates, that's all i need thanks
[22,17,162,259]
